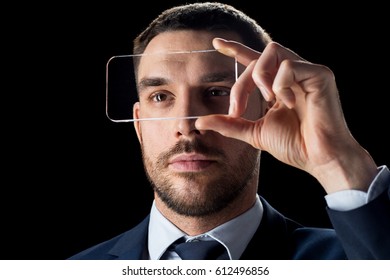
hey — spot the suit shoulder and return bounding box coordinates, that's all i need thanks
[67,231,128,260]
[67,216,150,260]
[291,227,347,259]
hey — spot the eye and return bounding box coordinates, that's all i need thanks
[202,87,231,114]
[150,91,170,103]
[207,87,231,97]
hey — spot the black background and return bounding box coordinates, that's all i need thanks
[3,1,389,259]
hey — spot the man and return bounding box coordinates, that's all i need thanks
[68,2,390,260]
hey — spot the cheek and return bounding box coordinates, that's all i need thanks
[140,123,171,155]
[226,137,255,157]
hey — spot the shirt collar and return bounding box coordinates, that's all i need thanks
[148,195,263,260]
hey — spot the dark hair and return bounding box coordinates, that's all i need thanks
[133,2,272,55]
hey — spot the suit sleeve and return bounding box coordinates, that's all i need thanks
[327,174,390,259]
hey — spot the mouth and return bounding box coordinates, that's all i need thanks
[169,153,216,172]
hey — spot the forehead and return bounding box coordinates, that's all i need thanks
[138,30,240,80]
[137,50,235,80]
[143,30,239,54]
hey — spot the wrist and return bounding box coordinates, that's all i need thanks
[313,146,378,194]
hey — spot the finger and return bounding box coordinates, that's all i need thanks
[272,59,334,109]
[212,38,266,117]
[251,42,305,102]
[212,38,260,66]
[195,114,262,149]
[228,60,258,117]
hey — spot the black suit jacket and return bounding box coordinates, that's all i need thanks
[68,189,390,260]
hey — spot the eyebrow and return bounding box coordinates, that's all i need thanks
[137,71,236,93]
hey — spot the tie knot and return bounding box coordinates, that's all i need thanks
[173,239,229,260]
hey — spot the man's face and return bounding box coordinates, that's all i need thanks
[133,30,262,217]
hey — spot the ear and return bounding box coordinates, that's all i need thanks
[133,102,142,143]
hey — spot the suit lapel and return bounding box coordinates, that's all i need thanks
[240,197,301,260]
[109,216,150,259]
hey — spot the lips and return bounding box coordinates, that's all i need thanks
[169,153,215,171]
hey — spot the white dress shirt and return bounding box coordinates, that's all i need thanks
[147,165,390,259]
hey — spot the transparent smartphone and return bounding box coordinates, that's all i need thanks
[106,49,238,122]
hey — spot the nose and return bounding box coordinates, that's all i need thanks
[174,91,202,137]
[176,117,200,137]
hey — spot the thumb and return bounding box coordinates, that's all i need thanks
[195,115,262,149]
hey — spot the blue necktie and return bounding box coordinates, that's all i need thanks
[173,240,229,260]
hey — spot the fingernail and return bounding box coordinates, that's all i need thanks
[217,48,235,57]
[260,86,270,101]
